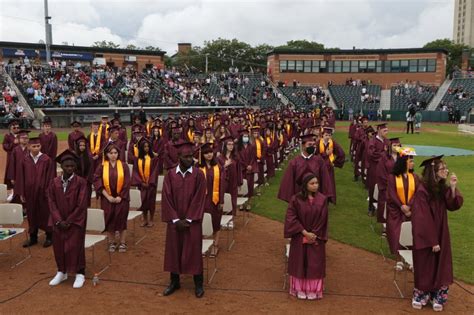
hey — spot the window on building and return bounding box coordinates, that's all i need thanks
[342,61,351,72]
[351,60,359,72]
[376,61,383,72]
[367,61,376,73]
[333,61,342,73]
[327,61,334,73]
[320,61,328,73]
[409,60,418,72]
[384,60,391,72]
[400,60,409,72]
[303,60,312,72]
[279,60,288,72]
[312,60,320,72]
[427,59,436,72]
[359,60,367,72]
[296,60,304,73]
[391,60,400,72]
[418,59,427,72]
[287,60,295,72]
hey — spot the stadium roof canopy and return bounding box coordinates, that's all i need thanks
[0,41,166,56]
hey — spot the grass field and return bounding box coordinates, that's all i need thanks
[251,122,474,284]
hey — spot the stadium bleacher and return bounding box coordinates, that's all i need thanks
[390,83,437,110]
[279,85,327,109]
[439,78,474,115]
[328,84,381,111]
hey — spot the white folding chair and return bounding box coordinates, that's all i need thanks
[85,208,111,276]
[380,204,387,260]
[0,184,8,203]
[128,164,133,179]
[283,242,290,289]
[220,193,235,250]
[202,213,217,284]
[128,189,146,245]
[0,203,31,267]
[155,175,164,202]
[394,221,413,298]
[370,184,379,232]
[237,180,251,226]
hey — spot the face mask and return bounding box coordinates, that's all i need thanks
[305,146,315,155]
[242,136,249,143]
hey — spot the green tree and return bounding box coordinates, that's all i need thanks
[92,40,120,49]
[125,44,137,50]
[277,40,325,50]
[424,38,469,76]
[144,46,162,51]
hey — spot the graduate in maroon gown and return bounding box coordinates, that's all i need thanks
[237,129,257,210]
[316,127,345,204]
[111,118,128,145]
[161,141,207,298]
[16,137,55,247]
[278,134,332,203]
[366,123,390,216]
[352,116,369,181]
[68,121,85,151]
[251,126,266,186]
[10,130,30,204]
[410,156,463,311]
[284,173,328,300]
[87,122,104,173]
[263,126,276,179]
[217,136,241,216]
[3,119,20,189]
[131,138,159,227]
[106,125,126,162]
[94,143,131,253]
[163,127,183,170]
[39,117,58,176]
[150,125,165,175]
[47,150,88,289]
[385,147,419,269]
[375,137,401,224]
[74,136,94,206]
[199,143,225,256]
[99,115,110,143]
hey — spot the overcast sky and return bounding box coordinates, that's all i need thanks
[0,0,454,54]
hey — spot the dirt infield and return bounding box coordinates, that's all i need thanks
[0,141,473,314]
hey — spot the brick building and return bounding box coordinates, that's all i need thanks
[0,41,165,71]
[267,48,448,88]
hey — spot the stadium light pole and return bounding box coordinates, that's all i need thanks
[44,0,53,64]
[205,53,209,73]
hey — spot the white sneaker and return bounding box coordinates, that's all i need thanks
[73,274,85,289]
[49,272,68,286]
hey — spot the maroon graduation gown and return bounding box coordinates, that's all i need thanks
[161,166,207,275]
[48,175,88,273]
[39,131,58,160]
[254,138,267,185]
[93,162,131,232]
[202,164,225,232]
[3,132,18,188]
[375,155,396,223]
[411,184,463,291]
[87,133,104,173]
[367,136,389,198]
[68,131,85,151]
[217,155,242,215]
[151,137,165,175]
[163,140,180,170]
[316,139,345,204]
[10,145,29,203]
[264,137,276,178]
[76,151,94,206]
[278,154,332,203]
[238,144,258,198]
[131,157,159,215]
[386,174,419,254]
[284,193,328,279]
[15,153,55,233]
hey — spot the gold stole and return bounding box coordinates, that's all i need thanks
[187,129,194,142]
[146,122,153,136]
[266,136,272,147]
[319,139,335,164]
[90,133,101,155]
[99,123,109,141]
[255,138,262,159]
[133,144,139,158]
[201,165,220,205]
[395,173,415,205]
[103,160,124,196]
[278,132,284,145]
[138,156,151,183]
[285,124,291,137]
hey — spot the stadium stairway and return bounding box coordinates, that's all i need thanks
[380,89,391,110]
[427,78,452,111]
[323,89,337,109]
[2,69,36,124]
